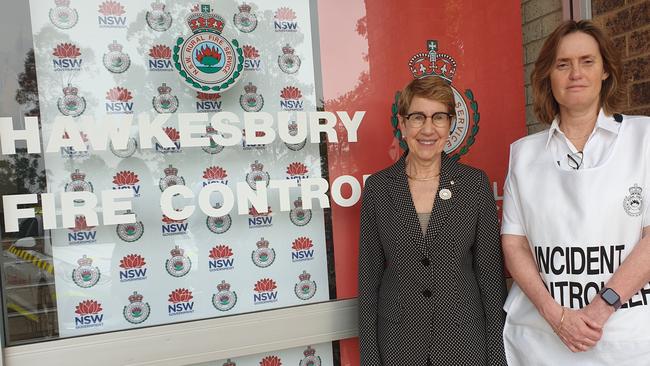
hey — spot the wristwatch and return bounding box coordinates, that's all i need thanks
[598,287,622,310]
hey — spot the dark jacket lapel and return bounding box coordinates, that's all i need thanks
[424,153,463,244]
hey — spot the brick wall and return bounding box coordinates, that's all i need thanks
[592,0,650,116]
[521,0,564,134]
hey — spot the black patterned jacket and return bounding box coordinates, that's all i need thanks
[358,153,507,366]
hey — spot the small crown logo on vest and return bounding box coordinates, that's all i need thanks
[251,237,275,268]
[202,165,229,187]
[300,346,321,366]
[110,137,138,158]
[97,0,126,28]
[159,164,185,191]
[278,44,301,74]
[623,184,643,217]
[161,214,189,236]
[249,206,273,229]
[98,0,127,28]
[202,124,225,154]
[174,4,244,93]
[209,245,234,272]
[49,0,78,29]
[148,45,173,71]
[103,40,130,73]
[105,86,134,114]
[393,40,478,158]
[72,255,101,288]
[291,236,314,262]
[212,280,237,311]
[119,254,147,282]
[242,45,262,71]
[233,2,258,33]
[285,121,307,151]
[57,84,86,117]
[196,92,223,113]
[286,162,309,185]
[146,1,172,32]
[74,299,104,329]
[239,82,264,112]
[274,7,298,32]
[68,215,97,244]
[222,359,236,366]
[153,83,179,113]
[280,86,303,111]
[60,131,90,159]
[123,291,150,324]
[260,356,282,366]
[168,288,194,316]
[116,210,144,243]
[65,169,93,195]
[52,43,82,71]
[112,170,141,197]
[253,278,278,305]
[206,204,232,234]
[294,270,317,300]
[290,197,312,226]
[166,245,192,277]
[246,160,270,190]
[155,127,182,153]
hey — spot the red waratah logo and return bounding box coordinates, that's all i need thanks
[243,45,260,59]
[106,87,132,102]
[161,215,184,224]
[63,131,89,142]
[260,356,282,366]
[73,216,94,231]
[53,43,81,58]
[280,86,302,100]
[113,170,139,186]
[254,278,277,292]
[203,166,228,180]
[75,300,103,315]
[119,254,146,269]
[249,206,272,217]
[209,245,233,259]
[274,7,296,20]
[196,92,221,101]
[292,237,313,251]
[168,288,193,303]
[99,1,125,16]
[164,127,180,141]
[286,162,308,176]
[149,45,171,59]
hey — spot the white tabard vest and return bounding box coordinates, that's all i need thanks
[502,114,650,365]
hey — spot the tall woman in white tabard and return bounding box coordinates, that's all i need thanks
[501,20,650,365]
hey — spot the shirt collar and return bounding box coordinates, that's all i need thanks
[544,108,620,149]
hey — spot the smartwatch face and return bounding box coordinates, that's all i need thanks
[601,288,619,305]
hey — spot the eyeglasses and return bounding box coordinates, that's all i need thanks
[403,112,453,128]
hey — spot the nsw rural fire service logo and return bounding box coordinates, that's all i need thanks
[159,165,185,191]
[103,40,130,73]
[278,44,300,74]
[49,0,78,29]
[239,82,264,112]
[116,210,144,242]
[146,1,172,31]
[123,291,150,324]
[300,346,321,366]
[246,160,270,190]
[212,280,237,311]
[233,3,257,33]
[72,255,100,288]
[391,40,480,160]
[57,84,86,117]
[173,4,244,93]
[65,169,93,194]
[295,270,317,300]
[251,237,275,268]
[166,245,192,277]
[290,197,312,226]
[623,184,644,217]
[152,83,179,113]
[202,125,225,154]
[206,204,232,234]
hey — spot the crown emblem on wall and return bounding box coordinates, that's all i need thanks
[187,4,225,34]
[128,291,144,303]
[408,40,457,82]
[170,245,184,257]
[217,280,231,292]
[256,237,269,248]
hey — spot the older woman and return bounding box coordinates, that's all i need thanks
[358,76,507,366]
[502,20,650,364]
